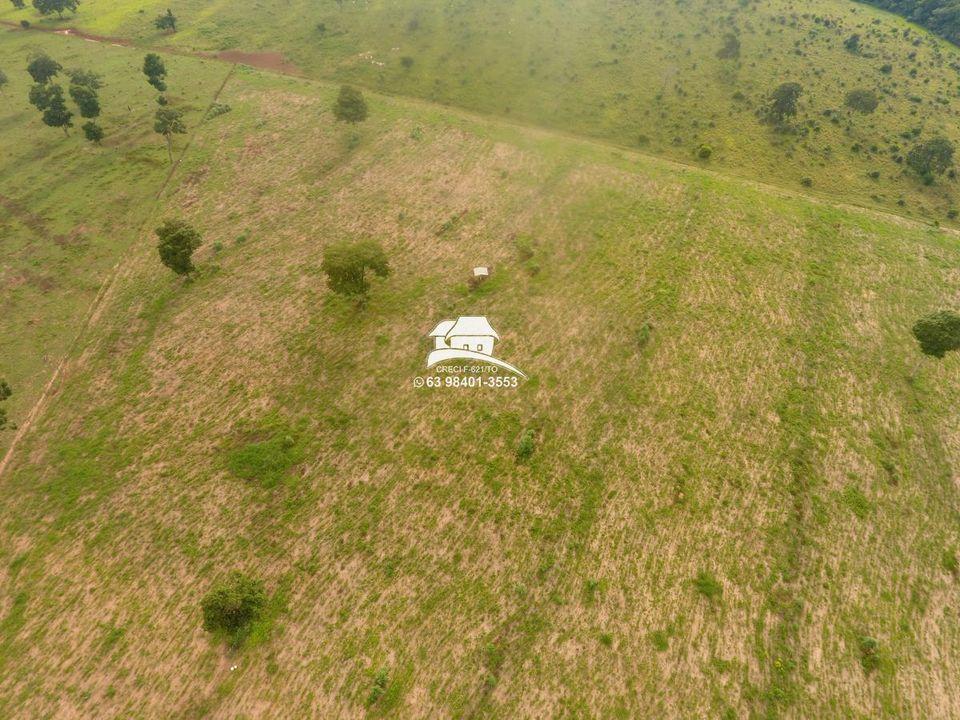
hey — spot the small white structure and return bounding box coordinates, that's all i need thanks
[472,266,490,279]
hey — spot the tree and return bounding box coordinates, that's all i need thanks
[912,310,960,357]
[0,70,7,94]
[907,137,954,183]
[845,89,879,114]
[69,83,100,118]
[154,106,185,163]
[27,53,61,84]
[0,380,11,401]
[844,33,861,53]
[201,572,266,643]
[82,121,104,143]
[143,53,167,92]
[155,219,201,275]
[9,0,26,9]
[765,82,802,124]
[28,82,53,110]
[31,0,79,18]
[41,84,73,135]
[67,68,103,90]
[154,8,177,31]
[333,85,368,123]
[716,33,740,60]
[321,239,390,297]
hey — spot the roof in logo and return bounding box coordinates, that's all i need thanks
[428,320,456,337]
[446,316,499,340]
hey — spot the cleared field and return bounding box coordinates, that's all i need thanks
[0,39,958,719]
[0,29,230,457]
[2,0,959,223]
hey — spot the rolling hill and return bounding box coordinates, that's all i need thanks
[1,19,960,719]
[2,0,960,224]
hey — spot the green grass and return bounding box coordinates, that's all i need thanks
[0,29,229,457]
[3,0,959,222]
[1,18,960,720]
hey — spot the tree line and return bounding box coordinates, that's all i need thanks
[856,0,960,46]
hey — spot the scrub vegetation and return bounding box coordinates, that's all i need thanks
[1,2,960,720]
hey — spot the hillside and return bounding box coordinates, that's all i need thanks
[1,29,960,720]
[2,0,960,223]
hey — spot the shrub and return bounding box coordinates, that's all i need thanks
[912,310,960,357]
[0,380,11,401]
[201,572,267,643]
[693,570,722,601]
[321,239,390,297]
[696,143,713,160]
[801,177,813,187]
[515,428,536,462]
[400,56,414,69]
[858,636,880,673]
[716,33,740,60]
[367,667,389,706]
[333,85,368,123]
[845,88,879,113]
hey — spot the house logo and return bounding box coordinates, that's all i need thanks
[427,316,526,377]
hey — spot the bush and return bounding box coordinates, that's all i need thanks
[515,428,536,462]
[400,56,414,69]
[367,667,389,706]
[858,636,880,673]
[696,143,713,160]
[845,88,879,113]
[912,310,960,357]
[693,570,722,601]
[201,572,267,643]
[801,177,813,187]
[321,239,390,297]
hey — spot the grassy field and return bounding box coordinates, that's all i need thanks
[2,0,959,224]
[0,28,230,457]
[1,30,959,718]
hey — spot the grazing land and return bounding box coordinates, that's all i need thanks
[3,0,960,222]
[1,2,960,719]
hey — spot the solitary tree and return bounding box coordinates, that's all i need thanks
[154,8,177,31]
[82,121,104,143]
[321,239,390,297]
[154,106,185,163]
[0,380,11,401]
[845,88,879,114]
[844,34,861,53]
[333,85,368,123]
[155,219,202,275]
[0,70,7,94]
[912,310,960,357]
[41,84,73,135]
[27,53,61,84]
[31,0,79,18]
[907,137,955,183]
[201,572,266,645]
[143,53,167,92]
[765,82,803,124]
